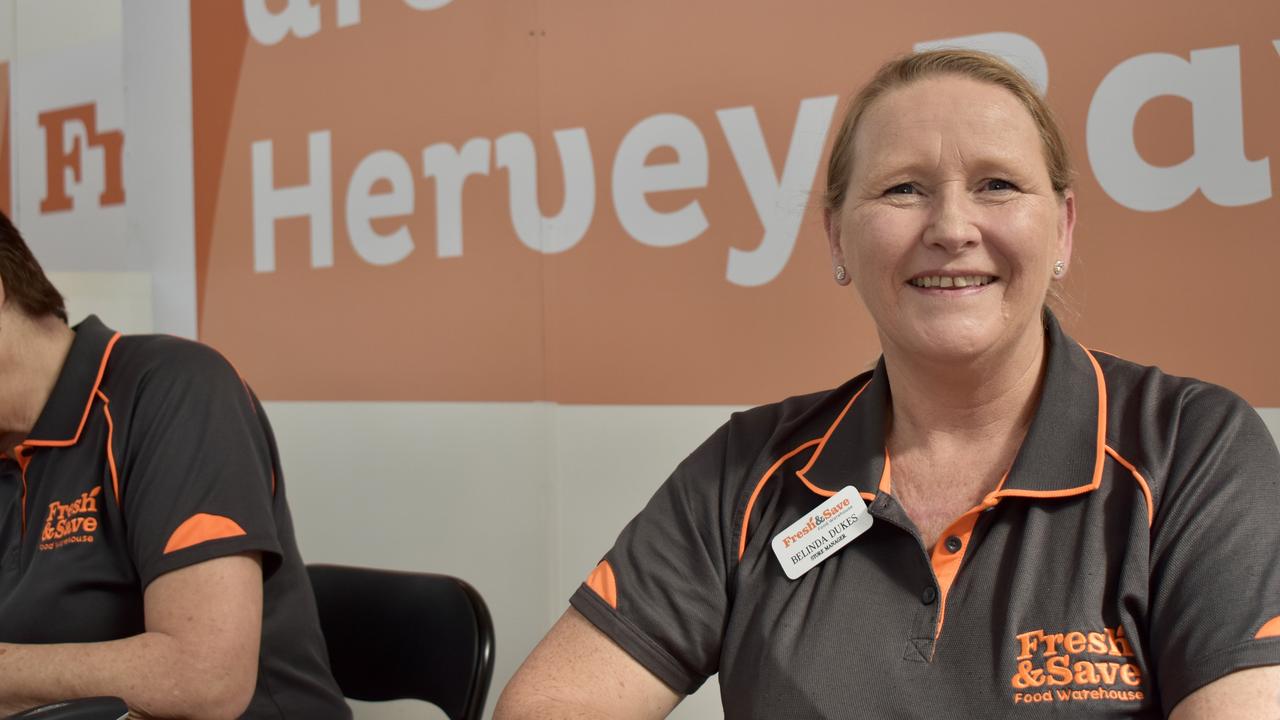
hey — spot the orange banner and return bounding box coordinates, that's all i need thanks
[193,1,1280,404]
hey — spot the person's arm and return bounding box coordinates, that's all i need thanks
[495,608,681,720]
[1144,385,1280,712]
[0,553,262,720]
[1169,666,1280,719]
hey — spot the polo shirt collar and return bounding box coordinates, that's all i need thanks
[797,311,1107,499]
[24,315,121,447]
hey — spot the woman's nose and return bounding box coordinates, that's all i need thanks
[921,187,981,253]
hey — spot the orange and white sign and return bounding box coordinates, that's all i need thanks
[37,102,125,214]
[14,33,129,272]
[192,1,1280,405]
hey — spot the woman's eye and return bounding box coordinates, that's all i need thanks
[885,183,917,195]
[984,179,1018,192]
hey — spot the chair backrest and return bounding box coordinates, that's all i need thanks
[307,564,495,720]
[4,698,128,720]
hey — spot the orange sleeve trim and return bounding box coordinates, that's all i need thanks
[1255,615,1280,640]
[585,560,618,609]
[1105,445,1153,528]
[96,390,120,505]
[163,513,247,554]
[738,438,822,561]
[24,332,121,447]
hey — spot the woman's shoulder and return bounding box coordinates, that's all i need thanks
[1088,347,1256,424]
[1088,347,1274,492]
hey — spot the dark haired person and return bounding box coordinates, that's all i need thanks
[0,211,349,718]
[497,51,1280,718]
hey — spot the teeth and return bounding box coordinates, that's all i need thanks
[909,275,994,289]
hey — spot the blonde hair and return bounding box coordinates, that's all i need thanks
[823,49,1074,214]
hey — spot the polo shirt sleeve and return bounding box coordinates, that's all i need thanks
[1149,384,1280,710]
[569,421,737,695]
[116,342,283,588]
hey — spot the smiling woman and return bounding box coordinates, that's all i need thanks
[495,50,1280,720]
[829,73,1073,375]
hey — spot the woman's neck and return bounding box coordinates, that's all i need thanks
[882,321,1047,457]
[0,312,75,450]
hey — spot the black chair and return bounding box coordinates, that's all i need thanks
[307,564,495,720]
[4,698,128,720]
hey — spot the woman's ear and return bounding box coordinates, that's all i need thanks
[1057,190,1076,270]
[825,208,851,286]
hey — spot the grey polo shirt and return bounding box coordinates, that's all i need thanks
[0,316,349,718]
[571,312,1280,717]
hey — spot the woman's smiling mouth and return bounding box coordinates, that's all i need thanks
[907,274,998,289]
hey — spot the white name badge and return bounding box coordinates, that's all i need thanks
[771,486,873,580]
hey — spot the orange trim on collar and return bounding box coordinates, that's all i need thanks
[738,438,822,562]
[991,344,1109,501]
[739,379,878,561]
[15,446,32,533]
[795,380,871,489]
[23,332,122,448]
[96,390,120,506]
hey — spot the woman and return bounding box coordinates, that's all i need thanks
[496,50,1280,718]
[0,211,349,718]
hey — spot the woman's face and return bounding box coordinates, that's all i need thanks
[828,75,1075,366]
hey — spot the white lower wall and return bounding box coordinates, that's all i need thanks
[265,402,553,720]
[270,401,741,719]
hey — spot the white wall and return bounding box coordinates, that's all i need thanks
[269,402,738,719]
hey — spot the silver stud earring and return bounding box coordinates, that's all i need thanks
[1053,260,1065,278]
[834,265,847,283]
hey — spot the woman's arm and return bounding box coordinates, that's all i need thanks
[1169,666,1280,719]
[495,608,681,720]
[0,553,262,720]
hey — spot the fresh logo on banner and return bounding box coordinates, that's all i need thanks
[38,103,125,214]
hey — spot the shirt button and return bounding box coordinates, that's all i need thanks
[944,535,963,553]
[921,585,937,605]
